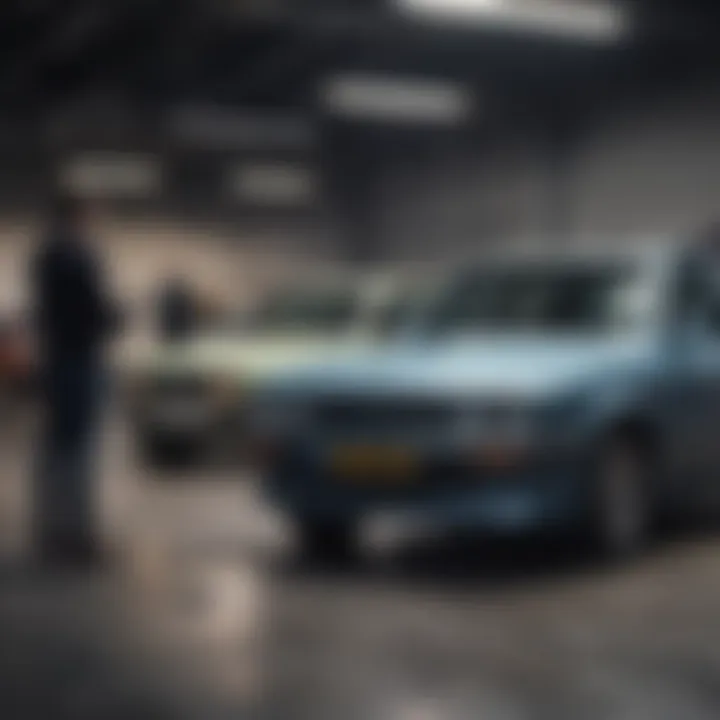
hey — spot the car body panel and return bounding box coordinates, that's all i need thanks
[258,242,720,534]
[263,335,661,400]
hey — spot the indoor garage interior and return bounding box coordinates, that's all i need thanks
[2,1,720,718]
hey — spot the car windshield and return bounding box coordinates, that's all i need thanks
[423,261,655,335]
[370,295,422,336]
[247,286,361,334]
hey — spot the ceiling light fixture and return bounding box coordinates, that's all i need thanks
[394,0,629,43]
[320,74,474,125]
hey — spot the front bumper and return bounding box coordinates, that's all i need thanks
[264,458,591,535]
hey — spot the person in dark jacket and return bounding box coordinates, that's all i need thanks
[157,275,197,343]
[32,195,120,566]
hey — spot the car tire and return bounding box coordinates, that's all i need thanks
[296,518,359,566]
[586,436,653,562]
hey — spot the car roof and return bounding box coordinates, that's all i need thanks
[454,238,687,270]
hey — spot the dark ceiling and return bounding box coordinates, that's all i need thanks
[0,0,719,133]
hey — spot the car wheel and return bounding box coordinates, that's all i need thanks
[296,518,359,566]
[587,437,652,562]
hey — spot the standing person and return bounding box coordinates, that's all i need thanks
[157,275,196,343]
[32,195,120,566]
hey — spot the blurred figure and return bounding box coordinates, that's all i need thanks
[157,275,197,342]
[31,195,120,566]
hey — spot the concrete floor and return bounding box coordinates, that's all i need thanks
[2,410,720,719]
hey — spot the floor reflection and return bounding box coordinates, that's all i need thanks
[3,411,720,720]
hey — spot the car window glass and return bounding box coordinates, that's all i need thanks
[423,262,647,335]
[372,297,419,336]
[677,257,720,337]
[676,260,704,321]
[704,264,720,336]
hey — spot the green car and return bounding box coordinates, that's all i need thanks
[128,274,420,466]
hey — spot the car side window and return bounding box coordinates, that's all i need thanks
[676,256,720,338]
[676,259,702,323]
[705,266,720,336]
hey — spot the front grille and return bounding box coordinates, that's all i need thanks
[313,396,453,437]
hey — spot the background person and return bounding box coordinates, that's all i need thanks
[157,275,197,343]
[31,195,121,566]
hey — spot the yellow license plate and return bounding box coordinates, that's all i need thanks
[330,445,418,483]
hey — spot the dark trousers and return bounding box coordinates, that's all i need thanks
[35,356,105,552]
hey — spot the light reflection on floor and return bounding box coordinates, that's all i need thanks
[5,413,720,719]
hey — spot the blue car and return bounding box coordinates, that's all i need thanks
[254,243,720,561]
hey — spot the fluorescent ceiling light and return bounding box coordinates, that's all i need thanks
[394,0,629,43]
[60,154,161,198]
[321,75,474,125]
[172,106,316,149]
[229,163,317,206]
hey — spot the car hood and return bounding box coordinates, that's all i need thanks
[268,334,660,400]
[133,333,369,382]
